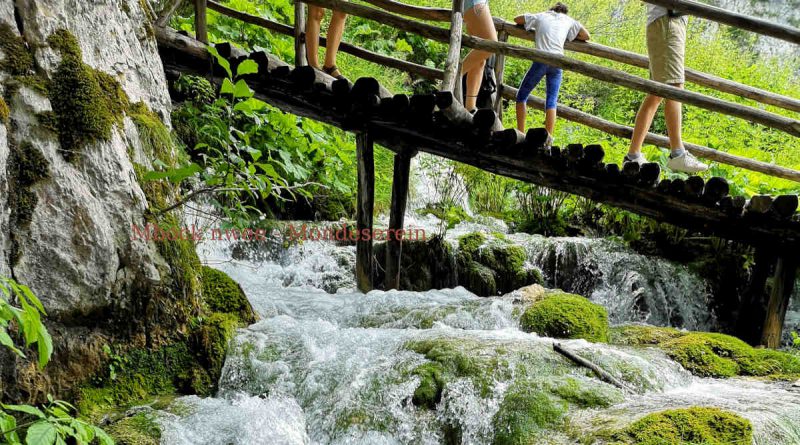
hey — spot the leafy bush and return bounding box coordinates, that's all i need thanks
[0,276,113,445]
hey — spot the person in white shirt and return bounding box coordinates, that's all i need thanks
[624,4,708,173]
[514,3,590,144]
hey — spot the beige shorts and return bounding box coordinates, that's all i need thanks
[647,15,688,84]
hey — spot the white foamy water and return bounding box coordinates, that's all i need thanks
[155,235,800,445]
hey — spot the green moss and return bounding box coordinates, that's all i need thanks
[459,258,497,296]
[200,266,256,323]
[405,338,510,400]
[520,293,609,343]
[0,23,34,74]
[0,97,9,124]
[192,312,239,395]
[13,74,50,96]
[77,343,197,417]
[492,384,565,445]
[613,407,753,445]
[549,377,620,409]
[172,74,216,105]
[609,325,685,346]
[661,332,800,379]
[8,141,50,229]
[458,232,486,256]
[105,412,161,445]
[410,362,446,409]
[47,29,128,161]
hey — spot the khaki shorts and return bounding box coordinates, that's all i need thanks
[647,15,688,84]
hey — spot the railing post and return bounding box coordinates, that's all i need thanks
[440,0,464,94]
[194,0,208,44]
[294,2,307,67]
[493,30,508,118]
[356,132,375,293]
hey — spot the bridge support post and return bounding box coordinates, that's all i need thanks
[194,0,208,44]
[760,255,798,348]
[356,132,375,293]
[294,2,307,67]
[493,30,508,118]
[385,150,415,290]
[735,248,774,345]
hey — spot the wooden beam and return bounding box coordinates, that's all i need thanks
[440,0,464,93]
[356,132,375,292]
[385,150,413,290]
[493,31,508,117]
[644,0,800,45]
[294,2,307,67]
[361,0,450,22]
[501,85,800,182]
[301,0,800,138]
[760,256,798,348]
[194,0,208,44]
[735,248,774,345]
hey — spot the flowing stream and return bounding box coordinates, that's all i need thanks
[155,222,800,445]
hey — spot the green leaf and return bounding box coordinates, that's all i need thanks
[0,411,20,443]
[167,163,203,184]
[206,45,232,78]
[0,330,23,357]
[236,59,259,77]
[92,425,115,445]
[233,79,253,99]
[220,78,235,96]
[2,404,45,419]
[24,421,57,445]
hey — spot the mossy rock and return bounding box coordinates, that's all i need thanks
[520,293,609,343]
[47,29,129,161]
[192,312,240,395]
[200,266,256,324]
[661,332,800,378]
[458,232,486,256]
[609,325,686,346]
[455,232,542,296]
[410,362,446,409]
[492,384,565,445]
[0,23,34,74]
[105,412,161,445]
[613,407,753,445]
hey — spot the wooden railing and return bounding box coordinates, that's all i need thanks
[190,0,800,182]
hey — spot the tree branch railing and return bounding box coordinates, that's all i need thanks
[358,0,800,114]
[644,0,800,45]
[301,0,800,138]
[191,0,800,182]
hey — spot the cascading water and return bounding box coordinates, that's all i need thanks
[155,231,800,445]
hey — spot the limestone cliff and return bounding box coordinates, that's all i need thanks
[0,0,202,402]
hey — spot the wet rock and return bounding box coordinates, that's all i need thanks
[520,292,610,343]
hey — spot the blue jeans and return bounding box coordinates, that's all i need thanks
[516,62,563,110]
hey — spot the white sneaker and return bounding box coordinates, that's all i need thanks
[623,153,648,166]
[668,151,708,174]
[545,134,554,149]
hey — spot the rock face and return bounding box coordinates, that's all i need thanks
[0,0,199,402]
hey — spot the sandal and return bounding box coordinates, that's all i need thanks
[322,65,346,81]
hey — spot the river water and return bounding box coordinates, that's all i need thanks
[153,216,800,444]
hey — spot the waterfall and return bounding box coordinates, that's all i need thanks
[154,235,800,445]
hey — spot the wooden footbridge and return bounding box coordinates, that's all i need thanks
[155,0,800,347]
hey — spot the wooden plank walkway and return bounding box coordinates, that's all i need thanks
[156,27,798,347]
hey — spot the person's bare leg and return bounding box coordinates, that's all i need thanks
[462,3,497,110]
[664,83,684,152]
[323,10,348,71]
[305,6,325,69]
[544,108,557,135]
[516,102,527,132]
[628,94,663,156]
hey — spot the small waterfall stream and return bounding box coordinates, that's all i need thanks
[155,228,800,445]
